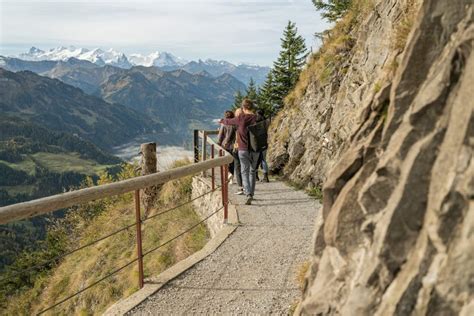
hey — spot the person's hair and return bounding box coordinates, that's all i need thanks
[241,99,254,110]
[224,110,234,119]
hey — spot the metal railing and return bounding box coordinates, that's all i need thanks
[0,130,232,314]
[194,129,230,221]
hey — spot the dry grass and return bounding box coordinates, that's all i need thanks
[385,0,420,76]
[288,299,300,315]
[286,260,311,315]
[296,260,311,292]
[285,0,374,108]
[393,0,419,52]
[3,159,209,315]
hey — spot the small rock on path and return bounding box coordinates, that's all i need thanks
[130,180,320,315]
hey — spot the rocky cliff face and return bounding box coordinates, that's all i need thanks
[268,0,473,314]
[268,0,421,187]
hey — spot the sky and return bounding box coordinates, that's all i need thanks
[0,0,329,66]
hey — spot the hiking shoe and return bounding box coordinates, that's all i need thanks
[245,195,253,205]
[262,173,269,183]
[234,188,244,195]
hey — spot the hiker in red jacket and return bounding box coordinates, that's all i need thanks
[220,99,258,205]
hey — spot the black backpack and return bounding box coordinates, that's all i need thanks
[248,118,271,152]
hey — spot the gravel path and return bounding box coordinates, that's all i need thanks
[130,180,320,315]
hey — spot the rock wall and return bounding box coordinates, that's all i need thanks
[191,176,226,238]
[268,0,473,314]
[267,0,419,187]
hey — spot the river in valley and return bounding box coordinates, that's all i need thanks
[112,133,194,170]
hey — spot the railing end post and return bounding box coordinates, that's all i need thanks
[134,190,144,289]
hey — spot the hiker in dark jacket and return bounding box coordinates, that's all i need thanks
[220,99,258,205]
[218,110,237,180]
[255,109,269,183]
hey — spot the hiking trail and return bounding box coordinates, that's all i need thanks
[130,180,320,315]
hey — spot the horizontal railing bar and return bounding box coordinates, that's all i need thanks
[0,154,233,225]
[0,184,224,284]
[199,130,226,151]
[205,135,222,149]
[37,204,224,314]
[199,130,219,136]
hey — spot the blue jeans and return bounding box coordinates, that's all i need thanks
[261,149,268,174]
[238,150,260,196]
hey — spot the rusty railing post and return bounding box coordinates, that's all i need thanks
[201,131,207,176]
[201,131,207,162]
[211,144,215,190]
[134,190,144,289]
[223,164,228,223]
[193,129,199,163]
[219,149,228,223]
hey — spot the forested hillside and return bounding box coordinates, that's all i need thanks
[0,68,157,150]
[0,115,123,270]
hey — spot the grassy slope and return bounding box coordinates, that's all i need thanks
[3,160,210,315]
[0,152,115,201]
[32,152,114,175]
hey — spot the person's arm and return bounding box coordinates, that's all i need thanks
[221,116,240,126]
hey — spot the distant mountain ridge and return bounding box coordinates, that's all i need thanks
[0,58,246,140]
[9,46,270,84]
[18,46,132,68]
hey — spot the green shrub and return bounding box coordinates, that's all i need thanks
[312,0,352,22]
[307,186,323,201]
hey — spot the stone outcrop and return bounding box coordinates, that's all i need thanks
[268,0,473,314]
[267,0,420,187]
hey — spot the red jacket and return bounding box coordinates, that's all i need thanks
[222,113,256,151]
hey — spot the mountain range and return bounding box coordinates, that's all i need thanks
[0,57,246,139]
[12,46,270,84]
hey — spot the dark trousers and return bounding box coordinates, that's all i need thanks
[232,150,243,187]
[225,149,235,176]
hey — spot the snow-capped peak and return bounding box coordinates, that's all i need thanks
[16,46,131,68]
[129,51,188,67]
[27,46,45,55]
[12,46,268,76]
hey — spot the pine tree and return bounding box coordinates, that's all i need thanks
[245,78,258,104]
[258,71,277,116]
[231,90,244,110]
[312,0,351,22]
[272,21,308,110]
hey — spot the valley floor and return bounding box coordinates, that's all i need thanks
[130,180,320,315]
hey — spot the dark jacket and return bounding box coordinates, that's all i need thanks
[218,124,236,151]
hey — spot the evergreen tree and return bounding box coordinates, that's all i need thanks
[258,71,277,116]
[272,21,308,110]
[245,78,259,104]
[312,0,351,22]
[231,90,244,110]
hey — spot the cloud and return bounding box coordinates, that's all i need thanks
[0,0,329,65]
